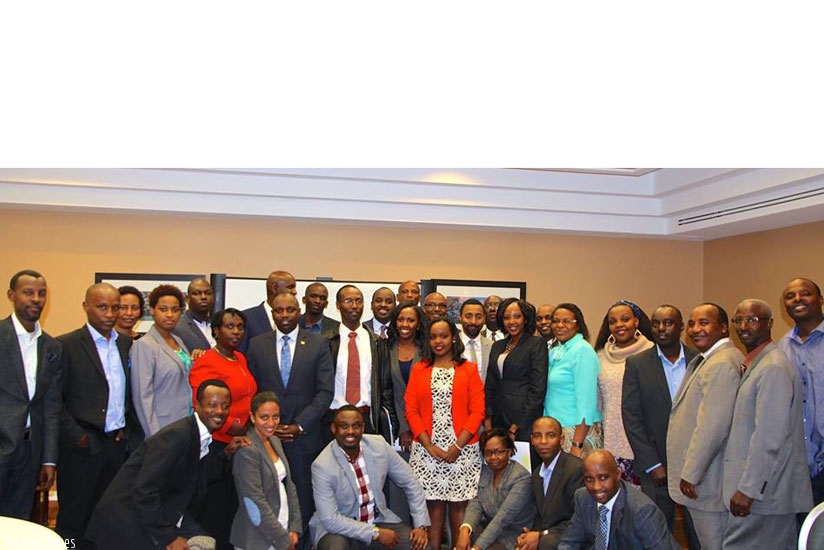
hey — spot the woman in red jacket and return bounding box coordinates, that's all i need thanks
[406,318,486,550]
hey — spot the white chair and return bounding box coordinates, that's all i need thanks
[0,516,66,550]
[799,501,824,550]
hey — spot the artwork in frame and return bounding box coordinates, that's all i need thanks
[429,279,526,324]
[94,272,206,334]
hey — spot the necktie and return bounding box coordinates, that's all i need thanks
[687,353,705,374]
[468,339,478,364]
[740,362,748,376]
[379,324,387,339]
[595,505,609,550]
[280,335,291,387]
[345,332,361,405]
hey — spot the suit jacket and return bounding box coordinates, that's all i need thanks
[532,451,584,536]
[57,325,142,454]
[172,310,212,355]
[558,481,680,550]
[667,339,743,511]
[130,325,192,437]
[388,342,423,435]
[461,331,493,382]
[0,316,62,468]
[485,334,548,440]
[622,343,698,478]
[246,329,334,456]
[330,331,398,440]
[231,428,302,550]
[464,460,534,549]
[87,415,226,550]
[405,360,486,445]
[239,302,272,354]
[309,434,430,546]
[722,342,813,514]
[300,314,340,340]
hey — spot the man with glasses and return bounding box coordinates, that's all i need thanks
[722,299,811,549]
[422,292,448,322]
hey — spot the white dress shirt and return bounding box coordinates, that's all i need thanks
[331,325,373,409]
[12,313,41,429]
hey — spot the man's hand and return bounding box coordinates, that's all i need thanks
[409,526,428,550]
[454,526,472,550]
[729,490,754,518]
[377,527,400,548]
[649,464,667,486]
[679,478,697,499]
[515,527,540,550]
[508,424,519,441]
[166,536,189,550]
[275,424,300,443]
[483,418,493,432]
[399,430,413,453]
[190,349,207,361]
[287,531,299,550]
[224,436,251,457]
[36,465,56,491]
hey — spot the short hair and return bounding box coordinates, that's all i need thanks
[553,302,591,342]
[387,301,428,347]
[532,415,562,433]
[118,285,145,312]
[422,319,466,366]
[699,302,729,326]
[210,308,248,338]
[305,282,328,296]
[9,269,44,290]
[480,427,514,452]
[459,298,485,316]
[736,298,773,319]
[336,284,361,303]
[497,298,538,335]
[196,379,230,402]
[594,300,654,351]
[655,304,683,322]
[790,277,822,296]
[371,286,395,300]
[148,284,185,309]
[251,391,280,414]
[333,404,364,422]
[187,278,211,293]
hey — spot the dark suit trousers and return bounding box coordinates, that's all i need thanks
[0,438,36,519]
[57,435,127,549]
[191,440,236,550]
[282,441,319,549]
[639,475,701,549]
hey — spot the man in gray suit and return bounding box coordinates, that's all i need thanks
[722,299,813,549]
[309,406,430,549]
[459,299,492,381]
[667,303,743,549]
[0,269,61,519]
[173,278,215,354]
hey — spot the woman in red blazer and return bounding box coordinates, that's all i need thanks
[405,318,486,550]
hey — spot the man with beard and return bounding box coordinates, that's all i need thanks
[173,278,216,354]
[363,287,396,340]
[483,295,503,341]
[299,282,340,340]
[459,299,492,381]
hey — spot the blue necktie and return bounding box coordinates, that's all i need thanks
[596,505,609,550]
[280,335,291,387]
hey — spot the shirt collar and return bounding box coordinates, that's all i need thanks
[790,318,824,342]
[599,487,621,512]
[559,332,584,349]
[656,342,685,365]
[86,322,118,343]
[194,413,212,458]
[11,312,41,340]
[701,336,730,359]
[277,325,300,343]
[335,441,363,464]
[540,451,561,477]
[743,339,772,367]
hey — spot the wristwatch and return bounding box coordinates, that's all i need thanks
[372,526,380,540]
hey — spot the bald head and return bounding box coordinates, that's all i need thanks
[423,292,448,321]
[266,270,297,301]
[582,450,621,504]
[85,282,118,301]
[398,280,421,305]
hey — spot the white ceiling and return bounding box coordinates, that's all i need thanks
[2,167,824,240]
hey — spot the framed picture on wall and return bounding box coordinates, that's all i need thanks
[430,279,527,324]
[94,272,205,334]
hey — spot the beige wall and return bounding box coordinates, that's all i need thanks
[0,208,704,336]
[703,219,824,338]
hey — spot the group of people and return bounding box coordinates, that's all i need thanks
[1,268,823,550]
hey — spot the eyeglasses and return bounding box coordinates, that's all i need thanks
[550,318,577,327]
[425,303,448,310]
[483,449,510,458]
[732,316,768,325]
[341,298,364,306]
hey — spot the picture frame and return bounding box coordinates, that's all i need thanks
[429,278,527,324]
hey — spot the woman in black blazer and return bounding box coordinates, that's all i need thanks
[484,298,548,443]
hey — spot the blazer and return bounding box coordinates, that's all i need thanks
[57,325,142,454]
[309,434,430,546]
[300,314,340,340]
[405,361,486,445]
[722,342,813,514]
[130,325,192,437]
[387,342,423,435]
[329,332,398,440]
[622,343,698,478]
[485,334,548,440]
[239,302,272,354]
[559,481,680,550]
[463,460,535,549]
[247,329,335,455]
[231,428,302,550]
[532,451,584,536]
[667,339,743,511]
[0,316,62,468]
[172,310,212,355]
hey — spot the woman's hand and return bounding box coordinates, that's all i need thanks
[190,348,207,361]
[425,444,448,462]
[444,443,461,463]
[454,526,472,550]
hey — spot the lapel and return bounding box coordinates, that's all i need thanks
[269,332,285,394]
[285,329,310,389]
[250,428,279,482]
[544,452,567,510]
[79,326,108,380]
[742,342,774,383]
[333,441,361,501]
[648,347,673,408]
[532,468,546,511]
[1,317,29,399]
[148,326,188,373]
[607,484,627,548]
[672,352,704,407]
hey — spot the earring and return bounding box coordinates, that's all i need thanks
[607,334,616,345]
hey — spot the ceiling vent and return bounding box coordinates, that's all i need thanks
[678,187,824,226]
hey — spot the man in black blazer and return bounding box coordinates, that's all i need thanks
[298,282,340,340]
[246,292,334,547]
[622,304,700,547]
[87,380,241,550]
[56,283,143,548]
[239,270,296,353]
[516,416,583,550]
[0,270,62,519]
[172,278,215,354]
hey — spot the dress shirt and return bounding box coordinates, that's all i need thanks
[460,333,484,378]
[656,343,687,400]
[300,314,323,334]
[331,325,373,409]
[334,442,375,523]
[598,489,620,548]
[264,301,275,330]
[370,319,388,339]
[11,312,41,429]
[86,323,127,432]
[780,318,824,476]
[276,326,299,365]
[194,412,212,460]
[539,451,561,495]
[193,317,216,347]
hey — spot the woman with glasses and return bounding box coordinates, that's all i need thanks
[115,285,144,339]
[406,318,485,550]
[593,300,654,486]
[453,428,534,550]
[544,303,602,458]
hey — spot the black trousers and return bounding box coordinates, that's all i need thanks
[0,438,36,519]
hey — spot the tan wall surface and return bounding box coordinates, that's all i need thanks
[703,219,824,338]
[0,208,704,336]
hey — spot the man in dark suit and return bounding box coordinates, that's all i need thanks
[622,304,700,547]
[363,287,395,340]
[558,450,679,550]
[323,285,397,443]
[516,416,583,550]
[246,292,334,547]
[0,269,62,519]
[56,283,143,548]
[239,270,296,353]
[298,282,340,340]
[173,278,215,354]
[87,379,243,550]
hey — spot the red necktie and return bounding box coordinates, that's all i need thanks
[346,332,361,404]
